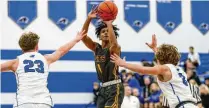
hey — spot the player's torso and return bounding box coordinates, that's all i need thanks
[94,43,119,82]
[15,52,52,106]
[157,64,196,108]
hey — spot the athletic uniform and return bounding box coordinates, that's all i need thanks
[162,83,201,108]
[94,43,124,108]
[14,52,53,108]
[157,64,197,108]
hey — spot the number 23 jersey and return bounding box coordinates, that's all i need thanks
[157,64,196,108]
[15,52,53,107]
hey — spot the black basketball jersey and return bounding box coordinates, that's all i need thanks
[94,43,120,82]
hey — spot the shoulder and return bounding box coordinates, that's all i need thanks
[156,65,172,81]
[95,42,101,47]
[94,43,101,52]
[155,65,170,74]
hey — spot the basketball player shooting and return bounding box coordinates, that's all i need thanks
[111,35,198,108]
[0,30,86,108]
[81,4,124,108]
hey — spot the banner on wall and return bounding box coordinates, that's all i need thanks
[124,1,150,33]
[156,1,182,34]
[191,1,209,35]
[87,1,102,27]
[48,1,76,30]
[8,1,37,29]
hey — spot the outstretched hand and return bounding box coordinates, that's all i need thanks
[110,53,126,67]
[75,30,87,42]
[146,34,157,53]
[88,5,98,19]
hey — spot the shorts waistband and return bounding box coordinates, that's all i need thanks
[100,79,121,87]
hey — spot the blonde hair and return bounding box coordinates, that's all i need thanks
[19,32,39,52]
[156,44,180,65]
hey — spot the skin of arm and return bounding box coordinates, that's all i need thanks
[45,30,86,65]
[81,6,97,52]
[1,59,18,72]
[104,21,121,55]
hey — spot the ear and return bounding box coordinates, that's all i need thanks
[35,44,38,51]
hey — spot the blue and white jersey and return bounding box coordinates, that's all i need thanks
[14,52,53,107]
[157,64,196,108]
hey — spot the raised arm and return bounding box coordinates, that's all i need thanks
[110,54,168,75]
[45,30,86,65]
[1,59,18,72]
[103,20,120,55]
[81,6,97,52]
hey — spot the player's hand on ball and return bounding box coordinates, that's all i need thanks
[75,30,87,42]
[88,5,98,19]
[110,53,126,67]
[102,20,113,25]
[146,34,158,53]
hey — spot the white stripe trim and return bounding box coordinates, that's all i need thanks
[1,93,94,104]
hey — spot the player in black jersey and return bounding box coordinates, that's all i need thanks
[81,7,124,108]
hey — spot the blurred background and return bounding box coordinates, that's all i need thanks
[1,0,209,108]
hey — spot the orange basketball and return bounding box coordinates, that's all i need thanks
[97,1,118,21]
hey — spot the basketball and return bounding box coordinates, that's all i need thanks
[97,1,118,21]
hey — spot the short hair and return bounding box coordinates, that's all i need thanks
[189,46,194,50]
[19,32,39,52]
[95,21,119,38]
[156,44,180,66]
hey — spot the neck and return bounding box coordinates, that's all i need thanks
[101,41,110,49]
[23,49,36,53]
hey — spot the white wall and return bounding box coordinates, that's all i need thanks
[1,0,209,53]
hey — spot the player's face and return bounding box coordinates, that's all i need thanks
[189,47,194,53]
[99,27,109,41]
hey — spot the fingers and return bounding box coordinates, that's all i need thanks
[123,56,126,61]
[110,55,117,60]
[110,60,115,63]
[81,30,86,34]
[152,34,156,42]
[82,33,87,37]
[91,5,95,11]
[77,30,86,36]
[93,5,98,12]
[77,31,80,35]
[145,42,149,46]
[91,5,98,13]
[113,53,119,58]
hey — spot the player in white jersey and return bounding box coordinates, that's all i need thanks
[1,30,86,108]
[110,35,198,108]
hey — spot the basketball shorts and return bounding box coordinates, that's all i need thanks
[97,83,124,108]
